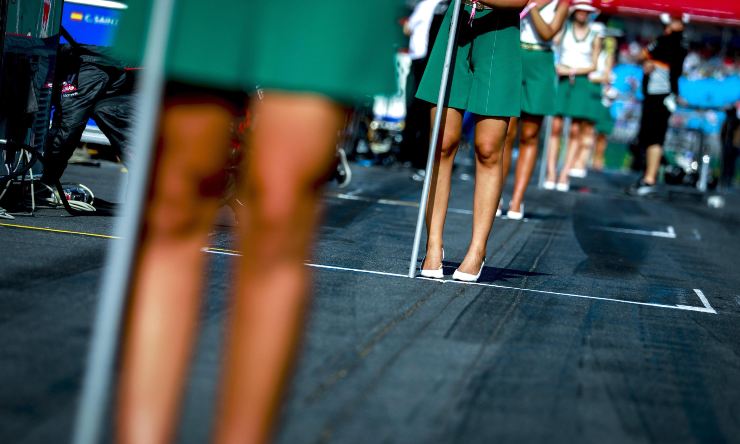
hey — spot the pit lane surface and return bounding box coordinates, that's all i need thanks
[1,161,739,443]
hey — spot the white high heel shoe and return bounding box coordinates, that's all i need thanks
[506,203,524,220]
[420,248,445,279]
[495,199,503,217]
[452,258,485,282]
[555,182,570,192]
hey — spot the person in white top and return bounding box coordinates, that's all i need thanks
[500,0,569,220]
[544,0,602,191]
[406,0,445,61]
[577,30,618,173]
[401,0,447,171]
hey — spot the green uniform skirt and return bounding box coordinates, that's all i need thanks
[554,75,601,121]
[595,101,615,135]
[521,48,556,116]
[416,4,522,117]
[114,1,403,102]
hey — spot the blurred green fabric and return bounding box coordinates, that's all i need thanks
[114,0,404,102]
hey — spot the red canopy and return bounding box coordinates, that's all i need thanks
[594,0,740,26]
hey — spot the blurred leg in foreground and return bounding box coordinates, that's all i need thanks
[118,88,238,444]
[215,93,344,444]
[118,90,344,444]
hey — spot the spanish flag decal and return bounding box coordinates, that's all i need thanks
[70,12,83,21]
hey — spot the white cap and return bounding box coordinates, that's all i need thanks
[570,0,599,13]
[660,12,690,25]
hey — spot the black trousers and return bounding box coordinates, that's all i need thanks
[632,94,670,172]
[42,63,134,184]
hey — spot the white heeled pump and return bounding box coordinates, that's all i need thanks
[555,182,570,192]
[506,203,524,220]
[420,248,445,279]
[452,258,485,282]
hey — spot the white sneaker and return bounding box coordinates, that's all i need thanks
[452,258,486,282]
[543,181,556,190]
[506,203,524,220]
[555,182,570,192]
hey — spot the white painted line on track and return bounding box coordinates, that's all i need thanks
[326,192,474,216]
[591,225,676,239]
[203,248,716,315]
[306,263,408,279]
[325,192,532,221]
[676,289,717,314]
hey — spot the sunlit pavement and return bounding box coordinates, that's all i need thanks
[1,161,739,443]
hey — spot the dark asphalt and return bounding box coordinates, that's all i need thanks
[1,159,740,443]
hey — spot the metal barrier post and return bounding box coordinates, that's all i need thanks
[537,116,552,188]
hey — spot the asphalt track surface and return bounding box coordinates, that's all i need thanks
[1,159,740,443]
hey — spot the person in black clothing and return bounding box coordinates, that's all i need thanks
[629,15,688,196]
[721,103,739,188]
[38,33,135,204]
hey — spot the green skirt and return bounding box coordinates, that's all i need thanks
[114,1,403,102]
[416,4,522,117]
[555,75,601,121]
[521,48,556,116]
[595,102,615,135]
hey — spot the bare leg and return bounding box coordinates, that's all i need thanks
[422,107,463,271]
[574,122,595,171]
[643,144,662,184]
[214,93,345,444]
[502,116,519,182]
[119,102,235,444]
[593,133,607,171]
[557,119,582,185]
[457,116,510,274]
[546,116,563,183]
[509,114,543,213]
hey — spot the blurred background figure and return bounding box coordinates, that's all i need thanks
[38,28,135,208]
[501,0,569,220]
[112,2,402,444]
[545,0,602,192]
[400,0,447,177]
[721,101,739,188]
[573,25,618,173]
[627,13,688,196]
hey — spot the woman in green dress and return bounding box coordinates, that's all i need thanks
[500,0,570,220]
[575,34,617,172]
[544,0,602,191]
[114,2,402,443]
[416,0,528,282]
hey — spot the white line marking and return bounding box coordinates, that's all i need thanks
[675,289,717,314]
[200,247,240,256]
[591,225,677,239]
[327,192,530,221]
[327,192,473,215]
[203,249,715,314]
[306,263,408,279]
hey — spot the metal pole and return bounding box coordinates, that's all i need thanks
[408,0,463,278]
[561,116,571,173]
[537,116,552,188]
[72,0,175,442]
